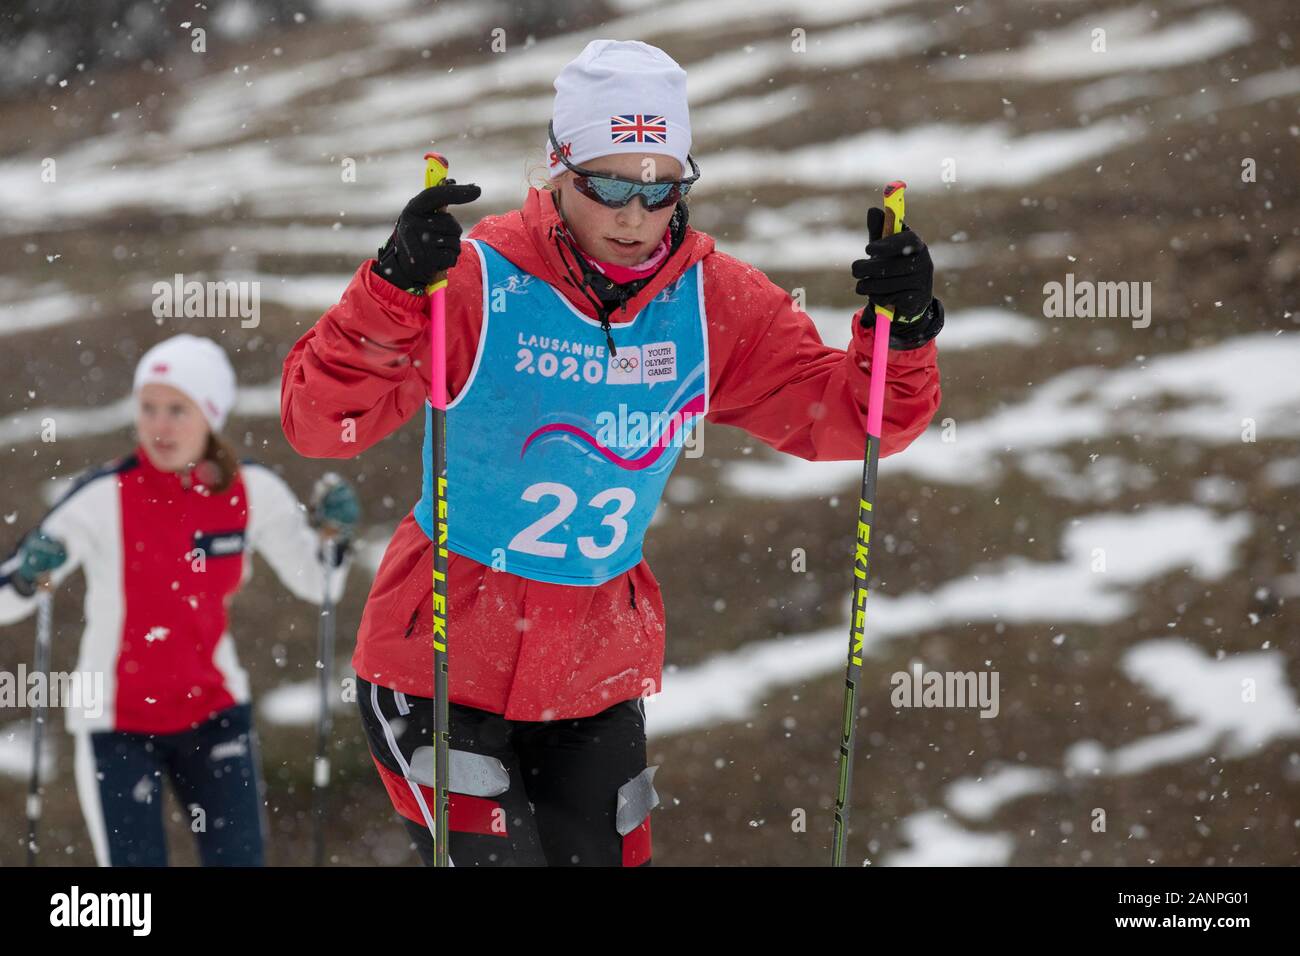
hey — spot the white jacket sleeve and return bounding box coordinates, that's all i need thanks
[242,463,350,606]
[0,477,102,625]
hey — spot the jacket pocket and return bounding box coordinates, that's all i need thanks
[627,570,663,638]
[400,543,463,640]
[397,541,435,640]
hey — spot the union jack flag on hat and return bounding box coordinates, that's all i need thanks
[610,114,668,145]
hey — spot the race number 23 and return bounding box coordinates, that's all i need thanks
[507,482,635,560]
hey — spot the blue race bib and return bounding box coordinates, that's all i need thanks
[413,239,708,586]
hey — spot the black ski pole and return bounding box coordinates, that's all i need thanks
[424,150,452,868]
[832,181,906,867]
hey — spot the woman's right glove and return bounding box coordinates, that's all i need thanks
[372,182,482,293]
[9,530,67,596]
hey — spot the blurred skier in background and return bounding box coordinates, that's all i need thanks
[1,333,359,866]
[282,39,943,866]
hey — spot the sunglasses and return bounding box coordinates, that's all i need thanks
[548,120,700,212]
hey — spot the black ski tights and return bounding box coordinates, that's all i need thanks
[357,676,656,866]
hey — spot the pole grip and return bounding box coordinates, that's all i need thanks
[867,180,906,437]
[424,151,451,291]
[425,151,450,412]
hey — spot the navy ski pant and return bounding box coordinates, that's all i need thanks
[75,703,265,866]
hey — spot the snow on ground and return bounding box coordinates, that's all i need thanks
[693,86,812,139]
[700,121,1139,195]
[876,636,1299,860]
[259,671,356,727]
[0,287,98,337]
[802,305,1044,353]
[230,272,355,312]
[0,0,1153,235]
[257,504,1251,737]
[0,380,282,446]
[927,638,1300,845]
[643,506,1251,736]
[8,328,1288,512]
[944,764,1058,822]
[718,230,988,273]
[944,7,1254,82]
[725,332,1300,497]
[1066,639,1300,776]
[610,0,917,33]
[0,719,56,782]
[0,115,1142,227]
[882,809,1015,866]
[193,224,381,256]
[682,17,937,103]
[919,307,1045,350]
[1072,74,1168,113]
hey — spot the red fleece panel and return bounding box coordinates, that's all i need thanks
[623,818,652,867]
[370,755,506,837]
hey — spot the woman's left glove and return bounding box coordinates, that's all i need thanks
[851,207,944,350]
[310,473,360,565]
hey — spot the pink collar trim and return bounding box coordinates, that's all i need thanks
[575,229,672,284]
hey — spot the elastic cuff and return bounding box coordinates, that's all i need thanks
[889,297,944,350]
[369,252,425,298]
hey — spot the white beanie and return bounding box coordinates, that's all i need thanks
[133,334,237,432]
[546,39,692,177]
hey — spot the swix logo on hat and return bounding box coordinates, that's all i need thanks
[549,140,573,165]
[152,363,169,373]
[610,114,668,144]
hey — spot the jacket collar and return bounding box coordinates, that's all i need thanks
[467,187,715,326]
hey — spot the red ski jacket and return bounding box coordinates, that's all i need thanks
[281,187,941,720]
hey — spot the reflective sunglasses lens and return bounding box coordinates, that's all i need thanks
[639,183,677,208]
[577,174,683,210]
[581,176,637,206]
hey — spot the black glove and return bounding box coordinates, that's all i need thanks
[851,207,942,349]
[373,181,482,292]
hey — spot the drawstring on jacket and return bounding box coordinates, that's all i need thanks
[545,197,689,359]
[550,220,629,356]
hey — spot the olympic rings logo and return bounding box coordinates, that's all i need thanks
[610,357,640,371]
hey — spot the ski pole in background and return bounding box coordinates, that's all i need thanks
[424,151,452,868]
[832,180,906,868]
[25,578,54,867]
[311,520,340,867]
